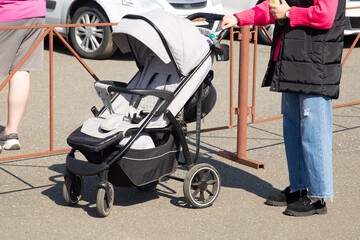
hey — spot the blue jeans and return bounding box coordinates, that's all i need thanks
[281,93,333,198]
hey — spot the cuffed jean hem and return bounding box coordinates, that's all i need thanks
[289,186,333,199]
[307,193,334,199]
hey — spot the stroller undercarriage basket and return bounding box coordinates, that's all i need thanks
[62,10,226,217]
[66,130,179,187]
[108,132,179,187]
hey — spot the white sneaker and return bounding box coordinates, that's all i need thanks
[0,133,20,150]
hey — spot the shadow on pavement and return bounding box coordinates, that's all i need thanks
[40,141,278,217]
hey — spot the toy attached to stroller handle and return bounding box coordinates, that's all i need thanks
[186,12,229,42]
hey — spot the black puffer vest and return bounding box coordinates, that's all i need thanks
[262,0,346,99]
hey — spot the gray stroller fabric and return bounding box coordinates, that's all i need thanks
[80,9,215,147]
[112,9,212,76]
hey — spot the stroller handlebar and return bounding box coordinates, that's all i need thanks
[186,12,224,22]
[186,12,229,42]
[107,84,175,117]
[108,85,174,101]
[94,81,175,118]
[217,28,229,42]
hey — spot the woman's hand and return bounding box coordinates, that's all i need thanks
[268,0,290,19]
[220,15,239,30]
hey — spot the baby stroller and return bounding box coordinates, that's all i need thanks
[62,9,229,217]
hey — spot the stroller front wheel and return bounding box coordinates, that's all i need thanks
[96,182,114,217]
[62,175,83,206]
[183,163,221,208]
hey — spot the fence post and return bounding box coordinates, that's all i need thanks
[218,26,265,169]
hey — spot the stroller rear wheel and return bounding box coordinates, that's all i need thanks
[62,175,83,206]
[96,182,114,217]
[183,163,221,208]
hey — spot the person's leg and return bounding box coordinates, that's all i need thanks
[282,92,309,191]
[300,94,333,199]
[265,93,309,206]
[5,70,30,135]
[0,71,30,150]
[283,95,332,216]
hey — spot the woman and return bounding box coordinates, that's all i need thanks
[221,0,345,216]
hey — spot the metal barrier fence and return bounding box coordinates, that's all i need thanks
[1,21,359,169]
[0,23,116,162]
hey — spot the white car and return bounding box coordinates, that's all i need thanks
[45,0,223,59]
[345,0,360,35]
[221,0,360,44]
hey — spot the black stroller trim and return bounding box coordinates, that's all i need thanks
[67,127,124,153]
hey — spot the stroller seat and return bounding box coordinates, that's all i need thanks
[67,56,180,154]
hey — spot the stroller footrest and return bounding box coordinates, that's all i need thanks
[67,127,124,152]
[66,154,109,176]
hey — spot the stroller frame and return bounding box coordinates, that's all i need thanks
[63,12,228,217]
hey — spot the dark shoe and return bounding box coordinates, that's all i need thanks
[283,196,327,217]
[0,132,20,150]
[265,187,307,206]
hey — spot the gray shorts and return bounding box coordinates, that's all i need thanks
[0,17,45,78]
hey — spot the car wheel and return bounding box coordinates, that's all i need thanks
[69,3,117,59]
[257,24,275,45]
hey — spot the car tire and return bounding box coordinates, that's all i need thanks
[256,0,274,45]
[257,24,275,45]
[69,3,117,59]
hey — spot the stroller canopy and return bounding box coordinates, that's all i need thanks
[112,9,211,76]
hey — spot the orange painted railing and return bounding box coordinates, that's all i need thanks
[219,26,265,169]
[0,23,116,162]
